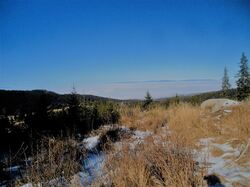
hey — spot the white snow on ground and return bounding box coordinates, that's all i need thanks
[222,100,239,107]
[5,165,21,172]
[133,130,152,139]
[80,152,105,186]
[198,138,250,186]
[83,136,100,150]
[128,130,152,150]
[223,109,232,113]
[21,183,33,187]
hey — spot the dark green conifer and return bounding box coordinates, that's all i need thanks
[236,53,250,100]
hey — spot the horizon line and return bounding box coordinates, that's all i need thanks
[113,78,219,84]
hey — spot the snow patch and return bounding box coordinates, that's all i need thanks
[197,138,250,186]
[222,100,239,107]
[21,183,33,187]
[133,130,152,139]
[223,109,232,113]
[81,152,105,186]
[83,136,100,150]
[5,165,21,172]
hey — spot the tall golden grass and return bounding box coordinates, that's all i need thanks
[112,101,250,186]
[98,135,205,187]
[119,105,168,133]
[120,101,250,146]
[220,101,250,142]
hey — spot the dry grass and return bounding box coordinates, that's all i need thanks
[120,101,250,147]
[120,103,219,148]
[211,147,224,157]
[119,105,168,133]
[16,101,250,186]
[99,135,205,187]
[166,103,207,148]
[115,101,250,186]
[220,101,250,143]
[18,137,85,186]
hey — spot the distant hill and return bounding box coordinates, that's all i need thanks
[0,89,120,115]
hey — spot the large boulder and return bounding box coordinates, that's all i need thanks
[201,99,239,113]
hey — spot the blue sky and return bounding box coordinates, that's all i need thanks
[1,0,250,99]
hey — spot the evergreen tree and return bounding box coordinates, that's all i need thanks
[173,94,180,105]
[221,67,231,96]
[143,91,153,109]
[236,53,250,101]
[67,86,81,134]
[28,93,50,132]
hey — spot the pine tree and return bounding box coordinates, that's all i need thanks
[143,91,153,109]
[173,93,180,105]
[67,86,81,134]
[221,67,231,96]
[236,53,250,101]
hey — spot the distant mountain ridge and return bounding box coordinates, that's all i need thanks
[0,89,120,115]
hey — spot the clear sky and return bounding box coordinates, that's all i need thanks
[1,0,250,99]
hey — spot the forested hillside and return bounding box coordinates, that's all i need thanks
[0,90,119,115]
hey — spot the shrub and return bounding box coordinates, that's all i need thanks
[20,137,85,186]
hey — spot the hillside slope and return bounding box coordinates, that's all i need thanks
[0,89,120,115]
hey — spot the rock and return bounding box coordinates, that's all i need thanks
[201,99,239,113]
